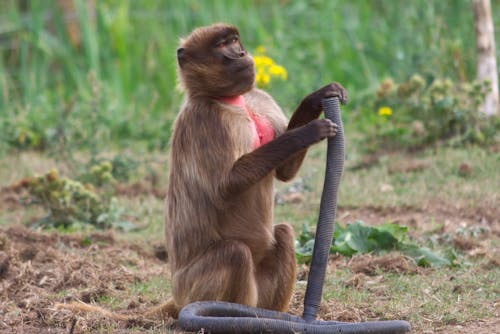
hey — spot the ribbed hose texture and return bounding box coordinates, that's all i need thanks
[303,97,344,322]
[176,97,411,333]
[178,301,410,333]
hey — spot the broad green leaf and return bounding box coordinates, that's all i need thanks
[344,222,374,253]
[295,239,315,264]
[296,221,456,268]
[368,228,399,250]
[377,223,408,242]
[400,244,451,267]
[331,240,356,257]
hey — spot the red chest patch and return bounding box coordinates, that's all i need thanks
[217,95,275,149]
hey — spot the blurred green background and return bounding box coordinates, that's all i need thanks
[0,0,498,151]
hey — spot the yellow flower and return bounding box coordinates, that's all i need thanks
[378,106,393,116]
[269,65,287,80]
[256,71,271,87]
[252,48,287,88]
[253,55,274,67]
[90,165,101,174]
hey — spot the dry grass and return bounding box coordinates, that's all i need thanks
[0,225,172,333]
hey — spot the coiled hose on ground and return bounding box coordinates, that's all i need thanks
[177,97,411,333]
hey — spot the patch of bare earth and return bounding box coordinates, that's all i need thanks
[338,201,499,236]
[0,182,27,212]
[0,225,172,333]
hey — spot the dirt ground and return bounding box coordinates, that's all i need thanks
[0,225,175,333]
[0,201,498,333]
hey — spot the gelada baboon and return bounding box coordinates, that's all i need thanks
[56,23,346,321]
[165,23,347,314]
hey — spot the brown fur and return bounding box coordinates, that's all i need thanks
[166,23,347,315]
[56,23,347,323]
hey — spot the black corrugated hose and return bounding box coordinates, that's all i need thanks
[177,97,411,333]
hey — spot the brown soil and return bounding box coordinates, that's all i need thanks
[338,201,500,236]
[0,225,171,333]
[1,199,498,333]
[114,182,165,200]
[347,253,419,275]
[0,181,28,212]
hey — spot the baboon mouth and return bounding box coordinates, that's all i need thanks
[236,64,252,72]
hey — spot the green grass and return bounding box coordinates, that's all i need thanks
[340,146,499,208]
[274,143,500,229]
[129,276,172,302]
[320,262,500,331]
[3,141,498,234]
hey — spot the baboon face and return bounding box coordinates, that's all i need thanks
[177,24,255,97]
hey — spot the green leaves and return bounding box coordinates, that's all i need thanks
[22,166,132,231]
[332,221,404,255]
[369,75,498,152]
[294,224,316,264]
[399,244,456,267]
[296,221,455,268]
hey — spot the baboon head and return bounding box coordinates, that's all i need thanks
[177,23,255,97]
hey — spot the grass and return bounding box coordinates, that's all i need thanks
[274,143,500,229]
[318,262,499,331]
[341,146,499,208]
[1,142,498,333]
[2,140,498,234]
[129,276,172,303]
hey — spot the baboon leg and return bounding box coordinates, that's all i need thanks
[255,223,296,311]
[172,239,258,308]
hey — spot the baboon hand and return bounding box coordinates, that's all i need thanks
[309,118,338,142]
[303,82,348,113]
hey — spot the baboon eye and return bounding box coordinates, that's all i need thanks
[216,40,227,48]
[215,36,239,49]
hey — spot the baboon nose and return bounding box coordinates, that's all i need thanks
[239,51,246,57]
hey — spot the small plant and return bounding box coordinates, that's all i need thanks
[253,46,287,89]
[78,161,115,187]
[295,221,457,267]
[366,74,499,151]
[20,164,131,230]
[0,110,48,151]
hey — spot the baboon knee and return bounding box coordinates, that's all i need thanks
[222,240,253,267]
[274,224,295,246]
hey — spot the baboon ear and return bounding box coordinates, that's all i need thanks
[177,48,186,67]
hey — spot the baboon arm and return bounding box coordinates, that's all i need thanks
[275,100,323,182]
[222,122,319,199]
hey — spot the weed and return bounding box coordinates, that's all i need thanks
[19,163,132,230]
[364,74,499,151]
[295,221,456,267]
